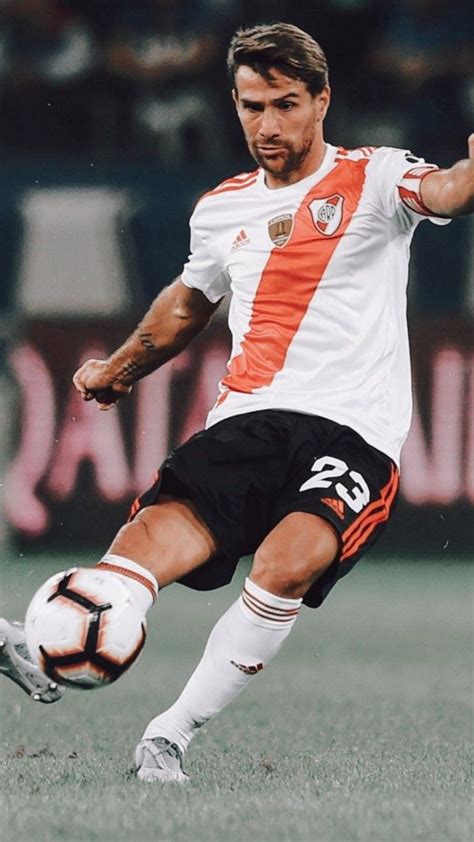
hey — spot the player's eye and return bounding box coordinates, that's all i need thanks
[278,102,295,111]
[244,103,263,113]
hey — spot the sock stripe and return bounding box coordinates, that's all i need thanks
[241,598,298,624]
[243,584,301,615]
[241,594,301,620]
[96,561,158,602]
[241,588,300,624]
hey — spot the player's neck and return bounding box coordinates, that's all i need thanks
[264,138,328,190]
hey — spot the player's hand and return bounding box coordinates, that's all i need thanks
[72,359,132,411]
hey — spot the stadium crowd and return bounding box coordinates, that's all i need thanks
[0,0,472,166]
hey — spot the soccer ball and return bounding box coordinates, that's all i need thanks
[24,567,147,689]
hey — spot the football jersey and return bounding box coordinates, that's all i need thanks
[181,144,449,465]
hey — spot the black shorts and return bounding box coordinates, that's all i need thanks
[130,410,399,608]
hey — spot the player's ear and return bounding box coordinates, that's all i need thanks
[232,88,239,109]
[317,85,331,121]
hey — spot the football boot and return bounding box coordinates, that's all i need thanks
[0,618,63,703]
[135,736,189,783]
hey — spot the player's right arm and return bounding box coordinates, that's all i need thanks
[419,134,474,218]
[73,277,221,410]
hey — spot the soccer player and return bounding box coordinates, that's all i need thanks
[1,23,473,782]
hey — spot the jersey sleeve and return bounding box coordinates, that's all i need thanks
[370,147,451,228]
[181,205,231,303]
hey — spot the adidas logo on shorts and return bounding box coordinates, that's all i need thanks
[321,497,345,520]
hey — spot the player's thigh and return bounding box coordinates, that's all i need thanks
[108,495,219,587]
[250,511,339,599]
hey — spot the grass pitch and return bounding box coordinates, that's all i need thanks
[0,554,472,842]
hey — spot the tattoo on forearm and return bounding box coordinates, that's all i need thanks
[115,360,144,383]
[139,331,158,352]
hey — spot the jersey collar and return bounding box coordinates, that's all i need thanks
[255,144,338,196]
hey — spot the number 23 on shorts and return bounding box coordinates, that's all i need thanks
[299,455,370,514]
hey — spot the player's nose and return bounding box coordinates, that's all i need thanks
[257,107,281,139]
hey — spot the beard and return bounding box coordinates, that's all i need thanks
[250,133,315,178]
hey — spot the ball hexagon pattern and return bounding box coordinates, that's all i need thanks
[25,568,147,689]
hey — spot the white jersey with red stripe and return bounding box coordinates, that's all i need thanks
[181,144,449,466]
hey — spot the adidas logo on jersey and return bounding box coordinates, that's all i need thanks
[321,497,345,520]
[231,229,250,251]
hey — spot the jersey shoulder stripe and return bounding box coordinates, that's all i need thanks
[198,170,259,203]
[335,145,377,162]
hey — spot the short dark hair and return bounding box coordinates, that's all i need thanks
[227,22,329,97]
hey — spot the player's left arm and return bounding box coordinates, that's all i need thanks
[73,278,221,410]
[420,134,474,218]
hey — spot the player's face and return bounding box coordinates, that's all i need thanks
[233,66,330,186]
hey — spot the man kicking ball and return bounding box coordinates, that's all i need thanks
[1,22,473,782]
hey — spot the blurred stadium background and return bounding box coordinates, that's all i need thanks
[0,0,472,556]
[0,3,472,840]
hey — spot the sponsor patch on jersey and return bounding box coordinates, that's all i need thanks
[309,194,345,236]
[268,213,294,248]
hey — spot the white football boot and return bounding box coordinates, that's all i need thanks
[0,618,63,703]
[135,737,189,783]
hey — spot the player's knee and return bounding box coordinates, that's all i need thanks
[251,520,338,598]
[115,506,162,550]
[111,506,164,558]
[133,505,161,537]
[250,546,312,598]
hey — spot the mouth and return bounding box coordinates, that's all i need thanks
[257,146,287,156]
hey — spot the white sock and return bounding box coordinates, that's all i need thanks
[142,577,302,753]
[96,554,158,614]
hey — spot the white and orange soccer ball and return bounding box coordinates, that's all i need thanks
[24,567,146,689]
